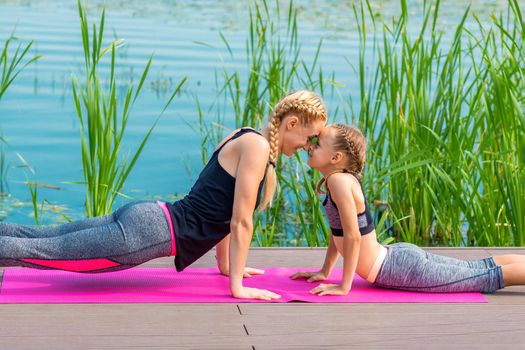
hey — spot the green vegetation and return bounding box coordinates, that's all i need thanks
[350,0,524,246]
[1,0,523,247]
[72,0,186,217]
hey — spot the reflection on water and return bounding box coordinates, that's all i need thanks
[0,0,508,224]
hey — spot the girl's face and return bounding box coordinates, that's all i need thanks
[280,117,326,156]
[306,126,337,170]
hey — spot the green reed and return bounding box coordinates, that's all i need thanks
[1,33,40,195]
[0,34,40,102]
[194,0,331,247]
[461,0,525,246]
[72,0,186,217]
[351,0,524,246]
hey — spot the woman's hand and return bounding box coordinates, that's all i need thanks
[310,283,349,296]
[243,267,264,278]
[232,286,281,300]
[290,270,328,283]
[220,266,265,278]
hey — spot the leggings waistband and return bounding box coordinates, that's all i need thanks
[366,245,388,283]
[157,201,177,257]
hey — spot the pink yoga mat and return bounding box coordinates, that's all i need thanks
[0,267,487,304]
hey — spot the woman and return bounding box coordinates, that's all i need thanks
[0,90,327,300]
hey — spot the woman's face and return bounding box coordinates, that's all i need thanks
[306,126,336,170]
[280,116,326,156]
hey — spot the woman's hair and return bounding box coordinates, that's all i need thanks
[316,124,367,194]
[260,90,327,209]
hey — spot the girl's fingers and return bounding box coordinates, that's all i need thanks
[307,275,322,283]
[290,273,302,279]
[291,271,313,280]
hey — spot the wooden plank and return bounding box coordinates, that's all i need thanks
[2,248,525,349]
[0,336,253,350]
[0,304,252,350]
[242,304,525,348]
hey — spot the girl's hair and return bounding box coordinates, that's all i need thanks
[316,124,367,194]
[260,90,327,209]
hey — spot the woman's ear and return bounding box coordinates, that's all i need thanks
[285,115,299,130]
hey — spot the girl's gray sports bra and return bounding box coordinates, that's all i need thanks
[322,177,375,237]
[167,128,267,271]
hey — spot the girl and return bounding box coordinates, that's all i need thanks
[0,90,327,301]
[291,123,525,295]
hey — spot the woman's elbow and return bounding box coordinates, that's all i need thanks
[230,218,253,236]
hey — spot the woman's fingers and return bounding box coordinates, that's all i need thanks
[245,267,264,275]
[243,267,264,278]
[254,288,281,300]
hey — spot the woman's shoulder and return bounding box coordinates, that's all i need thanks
[216,128,269,153]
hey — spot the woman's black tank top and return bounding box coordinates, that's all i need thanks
[167,128,266,271]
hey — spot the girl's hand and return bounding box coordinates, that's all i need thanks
[243,267,264,278]
[290,270,328,283]
[232,286,281,300]
[310,283,350,296]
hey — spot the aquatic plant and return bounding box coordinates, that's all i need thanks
[0,34,40,102]
[72,0,186,217]
[350,0,524,246]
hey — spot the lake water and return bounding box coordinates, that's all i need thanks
[0,0,508,224]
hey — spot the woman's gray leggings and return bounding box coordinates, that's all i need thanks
[0,201,173,272]
[374,243,504,293]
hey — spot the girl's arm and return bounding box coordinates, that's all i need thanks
[311,174,361,296]
[320,234,340,276]
[228,134,280,300]
[290,232,339,282]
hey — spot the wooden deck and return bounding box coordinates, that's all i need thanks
[1,247,525,349]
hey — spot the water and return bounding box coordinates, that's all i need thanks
[0,0,508,224]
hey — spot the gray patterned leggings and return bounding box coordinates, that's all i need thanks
[0,201,173,273]
[373,243,504,293]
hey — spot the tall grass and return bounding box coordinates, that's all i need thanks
[351,0,524,246]
[72,0,186,217]
[0,34,40,102]
[0,33,41,195]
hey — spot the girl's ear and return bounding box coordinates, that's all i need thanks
[331,151,344,164]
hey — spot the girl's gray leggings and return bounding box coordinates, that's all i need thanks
[0,201,173,272]
[374,243,504,293]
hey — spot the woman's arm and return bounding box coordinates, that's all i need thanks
[228,134,280,300]
[216,234,264,277]
[215,235,230,275]
[311,174,361,296]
